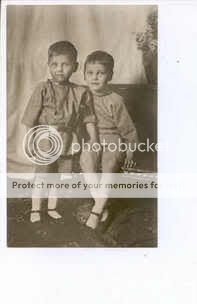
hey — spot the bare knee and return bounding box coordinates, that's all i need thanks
[80,151,98,173]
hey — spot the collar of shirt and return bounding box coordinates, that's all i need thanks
[91,88,112,97]
[49,79,71,88]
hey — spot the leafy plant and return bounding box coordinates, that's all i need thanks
[136,10,157,83]
[136,10,157,54]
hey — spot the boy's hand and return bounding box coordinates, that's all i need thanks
[124,151,136,170]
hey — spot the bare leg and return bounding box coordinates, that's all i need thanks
[80,150,99,197]
[86,150,124,229]
[80,150,107,227]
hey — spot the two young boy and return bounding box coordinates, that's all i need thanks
[22,40,138,229]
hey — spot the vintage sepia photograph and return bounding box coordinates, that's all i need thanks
[7,4,157,247]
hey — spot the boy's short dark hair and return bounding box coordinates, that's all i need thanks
[84,50,114,73]
[48,41,78,62]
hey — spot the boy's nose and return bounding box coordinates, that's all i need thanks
[92,73,98,80]
[57,64,63,72]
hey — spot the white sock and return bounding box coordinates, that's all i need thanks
[48,197,62,219]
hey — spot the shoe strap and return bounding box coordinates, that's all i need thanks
[91,211,102,218]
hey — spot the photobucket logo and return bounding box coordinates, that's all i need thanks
[23,125,63,165]
[72,138,159,153]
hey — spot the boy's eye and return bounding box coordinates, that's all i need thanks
[50,62,71,68]
[51,63,57,68]
[62,63,70,67]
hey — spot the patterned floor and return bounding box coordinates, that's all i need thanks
[7,198,157,247]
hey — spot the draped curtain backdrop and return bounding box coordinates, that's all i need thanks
[7,5,156,172]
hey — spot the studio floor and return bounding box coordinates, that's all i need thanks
[7,198,157,247]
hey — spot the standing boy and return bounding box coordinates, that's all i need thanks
[22,41,97,223]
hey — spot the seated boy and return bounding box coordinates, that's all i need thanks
[22,41,97,223]
[79,50,138,229]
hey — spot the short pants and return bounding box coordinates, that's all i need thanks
[35,155,73,173]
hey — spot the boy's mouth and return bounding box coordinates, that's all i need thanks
[91,82,100,85]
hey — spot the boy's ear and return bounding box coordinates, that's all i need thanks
[108,71,113,82]
[73,62,79,73]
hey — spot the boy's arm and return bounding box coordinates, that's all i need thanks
[86,123,99,145]
[114,99,138,168]
[81,89,99,145]
[21,82,44,128]
[21,83,44,159]
[23,125,35,158]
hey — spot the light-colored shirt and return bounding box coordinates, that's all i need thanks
[92,90,138,148]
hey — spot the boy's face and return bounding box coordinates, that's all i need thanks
[48,54,77,83]
[84,62,111,93]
